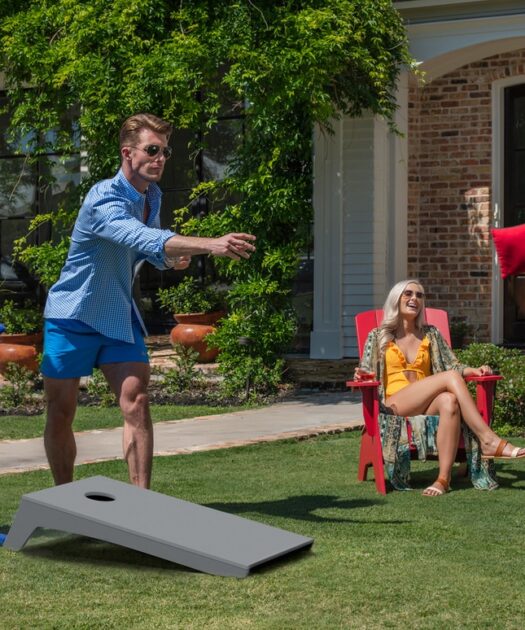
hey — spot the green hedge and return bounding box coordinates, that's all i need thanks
[456,343,525,436]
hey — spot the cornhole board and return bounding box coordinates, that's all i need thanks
[4,476,313,577]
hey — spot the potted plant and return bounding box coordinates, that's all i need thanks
[0,300,43,373]
[450,315,472,349]
[157,277,226,362]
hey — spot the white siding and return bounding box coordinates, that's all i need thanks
[310,120,344,358]
[342,115,389,356]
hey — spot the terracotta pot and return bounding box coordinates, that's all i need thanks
[0,343,39,373]
[0,332,43,350]
[170,311,225,363]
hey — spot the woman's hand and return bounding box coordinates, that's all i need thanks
[464,365,493,377]
[353,367,376,381]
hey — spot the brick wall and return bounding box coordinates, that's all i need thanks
[408,48,525,342]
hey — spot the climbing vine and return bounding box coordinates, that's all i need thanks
[0,0,413,395]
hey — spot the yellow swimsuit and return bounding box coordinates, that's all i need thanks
[385,336,431,398]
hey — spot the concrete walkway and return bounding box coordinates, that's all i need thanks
[0,391,364,475]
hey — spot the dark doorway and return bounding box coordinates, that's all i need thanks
[503,83,525,345]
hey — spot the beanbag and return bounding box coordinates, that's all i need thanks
[491,224,525,278]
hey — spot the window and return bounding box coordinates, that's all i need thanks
[0,94,80,301]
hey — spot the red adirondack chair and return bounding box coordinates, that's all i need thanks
[346,308,502,494]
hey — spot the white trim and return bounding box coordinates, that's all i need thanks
[407,15,525,81]
[417,37,525,83]
[310,119,344,358]
[373,117,389,304]
[390,71,409,285]
[396,0,497,9]
[491,74,525,343]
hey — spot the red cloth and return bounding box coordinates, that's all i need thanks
[491,224,525,278]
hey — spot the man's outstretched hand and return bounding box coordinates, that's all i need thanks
[209,233,256,260]
[164,232,256,261]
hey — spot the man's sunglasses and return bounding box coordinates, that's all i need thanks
[131,144,173,159]
[402,289,425,299]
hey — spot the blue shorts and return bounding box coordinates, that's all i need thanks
[41,319,149,379]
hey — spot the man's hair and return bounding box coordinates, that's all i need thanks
[119,113,172,148]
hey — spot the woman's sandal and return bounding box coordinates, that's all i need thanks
[481,439,525,460]
[423,477,450,497]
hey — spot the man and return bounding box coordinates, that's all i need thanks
[41,113,255,488]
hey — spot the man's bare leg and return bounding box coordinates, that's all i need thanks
[101,362,152,488]
[43,376,80,485]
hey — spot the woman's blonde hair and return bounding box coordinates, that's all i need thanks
[377,279,426,356]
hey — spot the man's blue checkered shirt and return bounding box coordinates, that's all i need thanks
[44,169,175,343]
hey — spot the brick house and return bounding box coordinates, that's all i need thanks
[310,0,525,359]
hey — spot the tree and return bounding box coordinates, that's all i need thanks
[0,0,413,396]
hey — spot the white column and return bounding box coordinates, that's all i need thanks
[388,69,409,286]
[310,119,344,358]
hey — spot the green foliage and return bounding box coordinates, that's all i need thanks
[209,298,297,398]
[0,0,413,395]
[0,300,43,334]
[160,343,204,394]
[13,207,79,289]
[219,355,285,402]
[456,343,525,435]
[85,369,116,407]
[0,362,39,409]
[156,277,225,315]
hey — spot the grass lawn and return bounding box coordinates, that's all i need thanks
[0,404,251,441]
[1,431,525,629]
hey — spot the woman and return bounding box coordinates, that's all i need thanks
[355,279,525,496]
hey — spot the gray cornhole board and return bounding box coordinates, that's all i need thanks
[4,476,313,577]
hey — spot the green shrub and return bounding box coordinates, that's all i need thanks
[218,355,285,402]
[157,278,225,315]
[0,362,40,409]
[161,344,204,394]
[209,296,297,399]
[456,343,525,435]
[0,300,43,334]
[86,369,117,407]
[1,0,413,388]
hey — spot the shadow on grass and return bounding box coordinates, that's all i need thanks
[490,465,525,488]
[15,530,312,577]
[408,461,525,491]
[250,545,314,576]
[0,523,63,539]
[206,494,410,524]
[19,532,193,574]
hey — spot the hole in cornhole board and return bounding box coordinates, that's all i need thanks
[85,493,115,502]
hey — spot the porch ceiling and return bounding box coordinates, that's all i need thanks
[395,0,525,24]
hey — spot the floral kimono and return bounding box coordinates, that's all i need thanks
[359,325,498,491]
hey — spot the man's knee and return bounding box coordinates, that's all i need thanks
[45,389,78,429]
[121,390,150,423]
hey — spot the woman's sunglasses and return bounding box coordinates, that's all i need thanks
[402,289,425,299]
[131,144,173,159]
